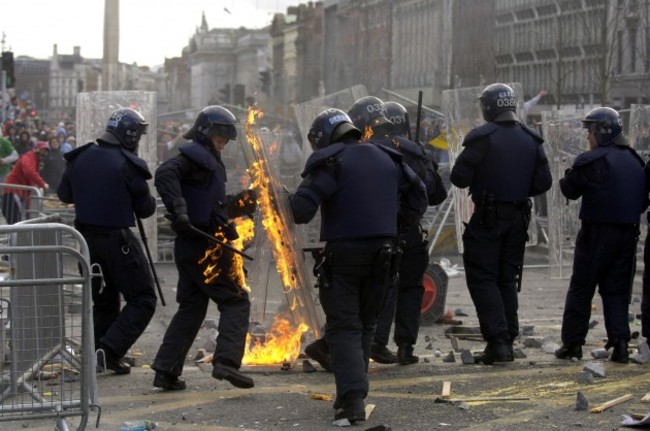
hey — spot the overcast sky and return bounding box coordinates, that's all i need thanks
[2,0,299,68]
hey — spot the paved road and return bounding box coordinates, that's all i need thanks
[3,251,650,430]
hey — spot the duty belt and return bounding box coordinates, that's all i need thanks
[326,250,377,266]
[494,201,526,219]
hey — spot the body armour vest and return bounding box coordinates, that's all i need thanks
[178,142,227,227]
[306,141,400,241]
[578,146,645,224]
[468,124,540,202]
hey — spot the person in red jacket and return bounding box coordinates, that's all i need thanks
[2,141,49,224]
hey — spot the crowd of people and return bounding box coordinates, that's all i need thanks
[3,84,650,426]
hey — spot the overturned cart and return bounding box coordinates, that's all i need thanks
[0,220,98,430]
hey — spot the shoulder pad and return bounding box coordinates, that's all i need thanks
[374,142,404,161]
[121,148,152,180]
[391,136,426,158]
[573,148,607,168]
[302,143,345,176]
[521,124,544,143]
[462,123,498,146]
[178,142,218,171]
[63,142,94,162]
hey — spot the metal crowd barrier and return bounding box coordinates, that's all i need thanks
[0,217,99,430]
[0,183,45,226]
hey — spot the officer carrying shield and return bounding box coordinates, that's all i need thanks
[288,108,427,423]
[451,83,552,364]
[58,108,157,374]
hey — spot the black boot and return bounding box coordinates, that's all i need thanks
[397,344,419,365]
[153,371,187,391]
[304,339,332,372]
[370,344,398,364]
[212,362,254,389]
[554,343,583,360]
[610,340,629,363]
[477,340,510,365]
[96,346,131,374]
[334,398,366,423]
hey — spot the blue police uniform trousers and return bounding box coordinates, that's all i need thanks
[320,238,390,407]
[562,222,638,345]
[152,234,250,376]
[462,208,527,343]
[82,225,157,358]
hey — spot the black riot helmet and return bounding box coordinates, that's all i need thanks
[100,108,148,152]
[348,96,392,132]
[307,108,361,151]
[384,101,411,139]
[581,107,624,146]
[479,83,518,122]
[184,105,238,146]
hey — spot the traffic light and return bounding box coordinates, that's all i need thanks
[2,51,15,88]
[259,70,270,94]
[219,84,231,104]
[233,84,245,107]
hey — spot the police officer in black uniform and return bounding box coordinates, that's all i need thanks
[58,108,157,374]
[347,97,447,365]
[151,105,256,390]
[555,107,647,363]
[451,83,552,364]
[289,108,427,423]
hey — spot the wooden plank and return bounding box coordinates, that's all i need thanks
[437,396,530,403]
[641,392,650,402]
[441,381,451,398]
[364,404,376,420]
[590,394,634,413]
[450,335,460,352]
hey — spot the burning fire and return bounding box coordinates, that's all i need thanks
[242,313,309,365]
[198,215,255,293]
[241,106,312,365]
[361,124,374,142]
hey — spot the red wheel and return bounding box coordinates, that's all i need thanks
[420,262,449,326]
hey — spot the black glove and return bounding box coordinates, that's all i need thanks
[226,189,258,219]
[171,197,193,234]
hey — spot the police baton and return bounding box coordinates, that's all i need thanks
[135,217,166,306]
[414,90,424,143]
[188,225,255,261]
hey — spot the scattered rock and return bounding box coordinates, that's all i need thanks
[576,392,589,411]
[512,348,527,359]
[203,319,218,330]
[583,362,605,378]
[628,312,636,323]
[364,425,392,431]
[588,319,598,329]
[434,349,442,357]
[456,402,470,411]
[630,341,650,364]
[425,343,433,350]
[576,371,593,384]
[442,351,456,363]
[542,342,560,354]
[521,325,535,336]
[302,360,316,373]
[423,357,430,363]
[194,348,206,361]
[590,348,609,360]
[454,308,468,317]
[460,349,474,364]
[523,337,543,348]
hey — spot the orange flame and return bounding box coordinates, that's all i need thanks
[242,107,312,364]
[361,125,374,142]
[198,217,254,293]
[242,313,309,365]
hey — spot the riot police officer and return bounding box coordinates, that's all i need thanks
[451,83,552,364]
[151,105,256,390]
[58,108,157,374]
[349,97,447,365]
[556,107,647,363]
[289,108,427,423]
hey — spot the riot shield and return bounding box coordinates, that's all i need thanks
[541,110,586,279]
[237,108,322,340]
[442,83,524,254]
[76,91,158,256]
[629,104,650,157]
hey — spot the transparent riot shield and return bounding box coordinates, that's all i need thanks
[442,83,524,254]
[629,104,650,157]
[76,91,158,256]
[237,108,322,342]
[541,110,586,279]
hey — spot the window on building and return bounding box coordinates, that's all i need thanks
[617,30,623,74]
[629,27,637,72]
[646,27,650,72]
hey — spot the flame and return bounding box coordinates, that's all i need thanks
[198,217,254,293]
[242,107,313,364]
[242,313,309,365]
[361,125,374,142]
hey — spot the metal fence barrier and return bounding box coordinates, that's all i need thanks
[0,217,99,430]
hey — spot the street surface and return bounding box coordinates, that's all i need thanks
[4,247,650,431]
